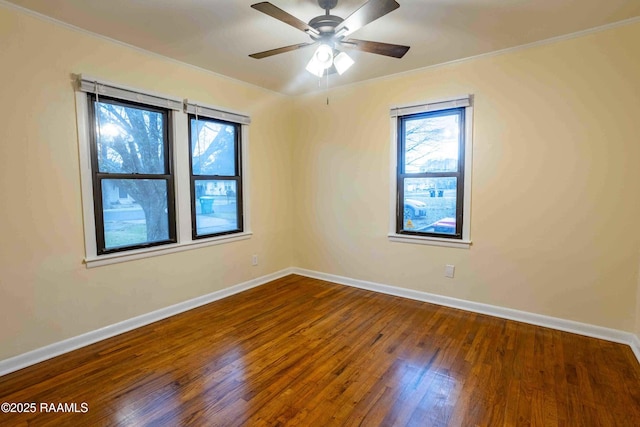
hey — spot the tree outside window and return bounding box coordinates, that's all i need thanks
[90,95,176,253]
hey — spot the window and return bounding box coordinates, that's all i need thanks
[75,75,252,266]
[389,96,473,248]
[189,115,243,239]
[89,95,176,254]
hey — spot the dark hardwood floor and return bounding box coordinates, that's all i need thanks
[1,274,639,426]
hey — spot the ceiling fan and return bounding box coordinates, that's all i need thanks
[249,0,410,77]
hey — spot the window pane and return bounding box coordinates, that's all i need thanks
[402,177,457,235]
[191,118,236,176]
[102,179,170,249]
[404,112,460,173]
[194,180,239,236]
[95,101,166,174]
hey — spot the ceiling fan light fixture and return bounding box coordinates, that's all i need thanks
[306,43,335,77]
[333,51,354,75]
[314,43,334,69]
[306,55,326,77]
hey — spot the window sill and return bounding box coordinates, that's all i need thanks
[388,233,471,249]
[84,232,253,268]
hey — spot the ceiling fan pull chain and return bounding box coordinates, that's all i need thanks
[326,71,330,105]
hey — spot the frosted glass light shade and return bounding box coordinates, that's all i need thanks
[334,51,354,75]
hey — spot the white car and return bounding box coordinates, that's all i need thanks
[404,199,427,219]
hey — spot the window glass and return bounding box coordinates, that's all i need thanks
[91,95,175,254]
[190,115,243,239]
[402,178,457,235]
[96,102,166,174]
[397,107,465,238]
[101,179,170,249]
[403,113,460,173]
[191,118,236,176]
[194,180,239,236]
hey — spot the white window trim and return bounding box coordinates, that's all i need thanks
[388,95,473,249]
[75,80,252,268]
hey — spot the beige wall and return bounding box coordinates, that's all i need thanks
[292,22,640,332]
[1,5,639,363]
[0,6,294,360]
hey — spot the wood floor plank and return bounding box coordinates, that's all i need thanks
[1,274,639,426]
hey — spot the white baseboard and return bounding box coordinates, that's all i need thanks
[631,334,640,364]
[0,268,294,377]
[292,268,640,365]
[2,266,638,377]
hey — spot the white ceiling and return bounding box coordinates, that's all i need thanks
[5,0,640,95]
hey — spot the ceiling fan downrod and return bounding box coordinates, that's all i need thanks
[318,0,338,14]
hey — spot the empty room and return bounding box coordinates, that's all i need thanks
[1,0,639,425]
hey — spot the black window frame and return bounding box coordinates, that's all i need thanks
[88,94,177,254]
[396,107,466,239]
[188,114,244,240]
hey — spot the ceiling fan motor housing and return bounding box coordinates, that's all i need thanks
[309,15,344,37]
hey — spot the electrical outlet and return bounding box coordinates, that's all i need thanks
[445,264,455,278]
[252,254,258,266]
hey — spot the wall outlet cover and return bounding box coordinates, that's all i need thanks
[445,265,455,278]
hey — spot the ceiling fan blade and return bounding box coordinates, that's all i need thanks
[251,2,319,36]
[335,0,400,37]
[341,39,410,58]
[249,42,316,59]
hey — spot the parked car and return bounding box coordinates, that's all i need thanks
[404,199,427,219]
[432,217,456,233]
